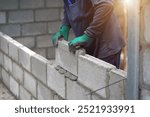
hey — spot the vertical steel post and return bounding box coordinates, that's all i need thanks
[127,0,140,99]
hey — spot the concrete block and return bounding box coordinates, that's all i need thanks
[15,37,35,49]
[0,0,18,10]
[24,71,37,97]
[60,8,64,20]
[78,54,115,98]
[0,52,4,66]
[22,23,47,36]
[54,94,64,100]
[10,76,19,98]
[38,81,54,100]
[47,64,65,98]
[47,47,55,59]
[20,0,44,9]
[0,33,13,54]
[36,35,52,48]
[46,0,63,7]
[0,24,21,37]
[56,40,85,76]
[4,55,12,73]
[9,40,23,62]
[8,10,34,23]
[19,46,36,71]
[1,69,10,88]
[141,88,150,100]
[144,4,150,43]
[34,48,46,58]
[12,62,23,84]
[109,81,125,100]
[143,49,150,85]
[35,9,59,21]
[31,54,49,84]
[108,69,126,99]
[19,85,31,100]
[48,21,61,34]
[0,12,6,24]
[66,79,91,100]
[91,93,104,100]
[109,69,126,83]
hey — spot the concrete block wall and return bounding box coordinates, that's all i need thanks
[139,0,150,99]
[0,0,66,60]
[0,32,127,100]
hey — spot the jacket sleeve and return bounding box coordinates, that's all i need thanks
[62,6,71,27]
[85,1,113,38]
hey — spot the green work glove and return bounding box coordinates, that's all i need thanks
[69,34,92,47]
[52,25,70,46]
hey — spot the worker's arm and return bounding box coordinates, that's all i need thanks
[85,1,113,38]
[68,1,113,48]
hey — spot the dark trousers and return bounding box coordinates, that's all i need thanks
[100,50,121,69]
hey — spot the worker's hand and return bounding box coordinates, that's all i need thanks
[68,34,92,47]
[52,25,70,46]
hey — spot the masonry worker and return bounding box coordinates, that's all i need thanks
[51,0,126,69]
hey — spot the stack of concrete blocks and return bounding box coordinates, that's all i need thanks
[0,0,67,60]
[0,32,127,100]
[140,0,150,99]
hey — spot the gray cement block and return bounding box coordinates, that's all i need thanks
[144,4,150,43]
[143,49,150,86]
[35,9,59,21]
[38,81,54,100]
[78,54,115,98]
[4,55,12,73]
[0,0,18,10]
[48,21,61,34]
[66,79,91,100]
[10,76,19,98]
[19,46,36,71]
[9,40,23,62]
[47,47,55,59]
[109,81,125,100]
[0,12,6,24]
[54,94,64,100]
[22,23,47,36]
[0,24,21,37]
[20,85,31,100]
[15,37,35,49]
[31,54,49,84]
[47,64,65,98]
[0,33,14,54]
[24,71,37,97]
[108,69,127,99]
[91,93,104,100]
[36,35,52,48]
[2,69,10,88]
[55,40,85,76]
[20,0,44,9]
[141,88,150,100]
[46,0,63,7]
[12,62,23,84]
[34,48,46,58]
[8,10,34,23]
[0,52,4,66]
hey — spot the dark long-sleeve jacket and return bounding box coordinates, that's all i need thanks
[62,0,126,58]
